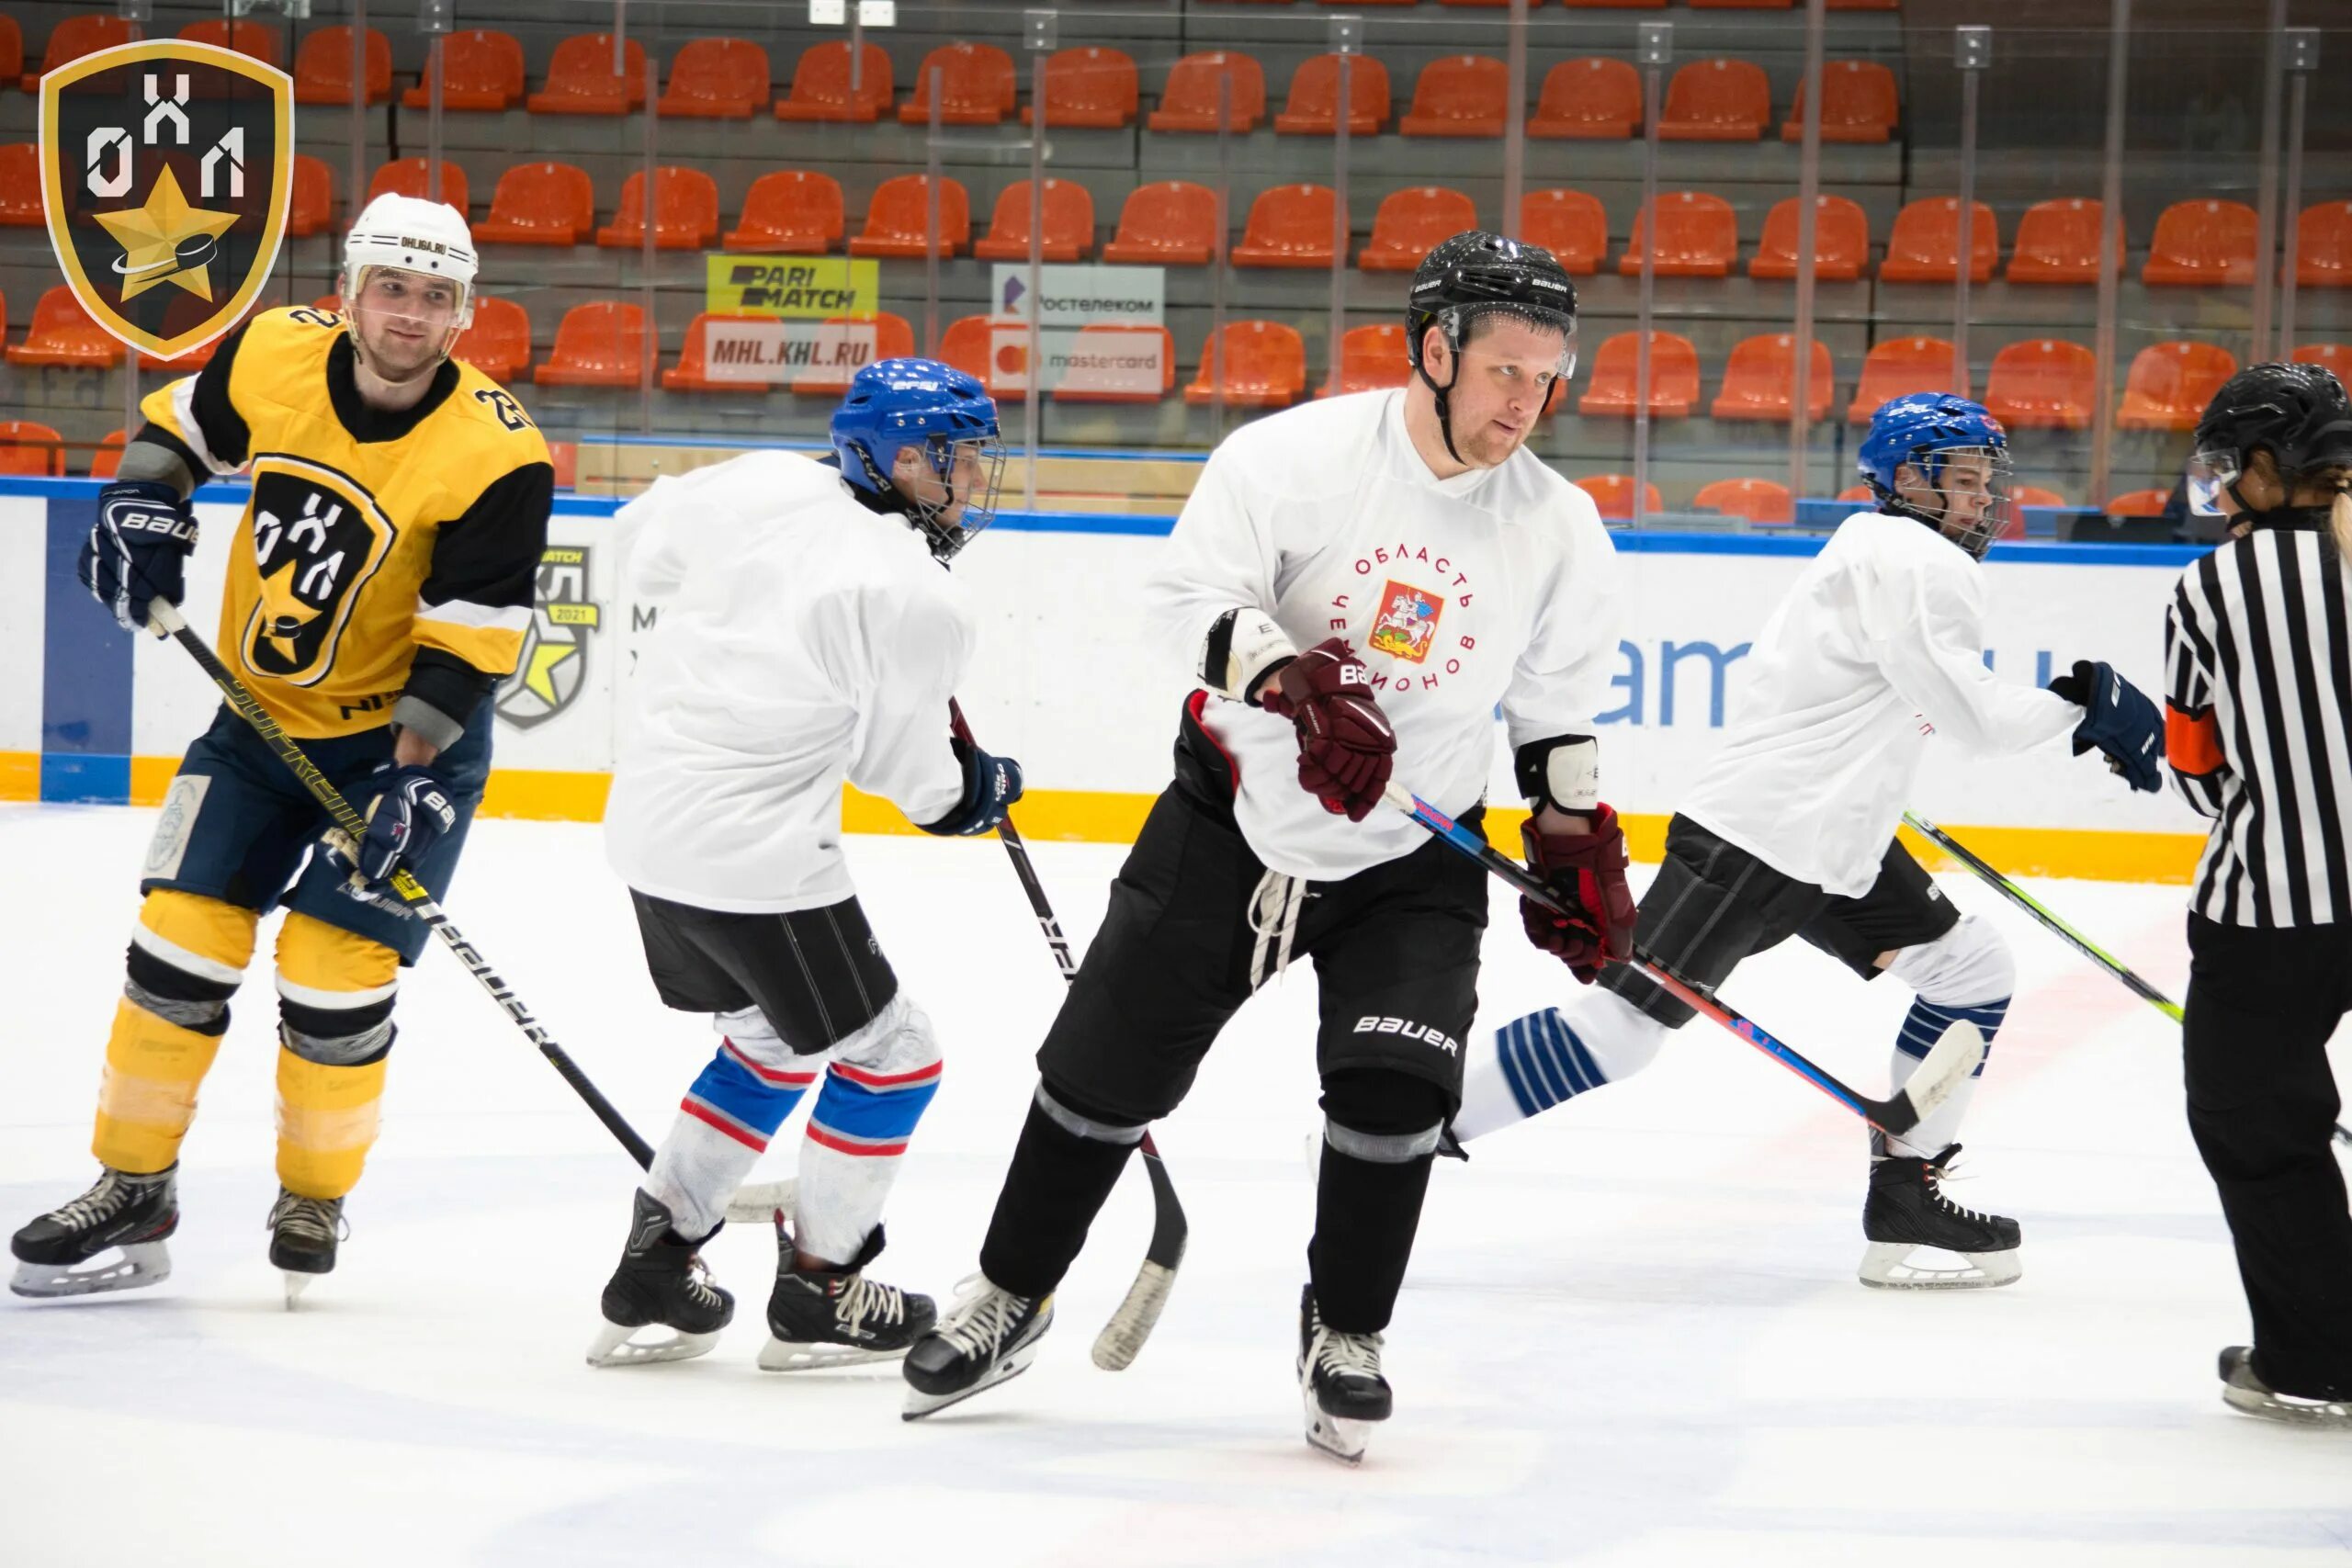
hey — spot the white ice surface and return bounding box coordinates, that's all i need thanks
[2,803,2346,1567]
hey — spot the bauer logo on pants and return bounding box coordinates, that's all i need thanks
[497,547,599,730]
[38,40,294,363]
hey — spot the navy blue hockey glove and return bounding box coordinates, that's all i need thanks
[78,479,198,635]
[919,736,1023,837]
[2047,660,2163,793]
[323,762,458,907]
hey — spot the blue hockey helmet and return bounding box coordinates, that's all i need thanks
[831,356,1006,559]
[1857,392,2014,558]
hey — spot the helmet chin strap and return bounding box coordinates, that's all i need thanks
[1414,337,1467,468]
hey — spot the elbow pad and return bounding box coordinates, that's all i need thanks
[1515,734,1600,814]
[1200,607,1299,704]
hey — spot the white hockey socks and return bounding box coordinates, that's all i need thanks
[1454,987,1668,1143]
[1883,918,2013,1159]
[795,995,943,1266]
[646,1009,820,1241]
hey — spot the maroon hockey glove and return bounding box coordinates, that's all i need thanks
[1521,806,1637,984]
[1257,637,1396,823]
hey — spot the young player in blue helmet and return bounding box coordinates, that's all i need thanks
[589,356,1020,1369]
[1449,391,2165,1290]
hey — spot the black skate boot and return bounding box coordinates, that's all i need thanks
[760,1220,937,1371]
[2219,1347,2352,1428]
[266,1189,346,1309]
[10,1164,178,1299]
[587,1190,735,1367]
[1860,1142,2022,1290]
[901,1275,1053,1419]
[1299,1284,1392,1465]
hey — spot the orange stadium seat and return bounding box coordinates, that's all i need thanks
[936,314,999,389]
[1360,187,1477,272]
[1579,331,1701,418]
[88,429,127,480]
[454,297,531,384]
[1399,56,1510,138]
[179,18,278,67]
[2143,199,2257,286]
[973,179,1096,262]
[477,163,596,247]
[8,287,123,367]
[1103,182,1220,265]
[1837,484,1874,504]
[534,301,654,388]
[1529,58,1642,140]
[24,15,134,91]
[1321,323,1410,396]
[1022,47,1137,129]
[1693,0,1793,8]
[293,26,391,106]
[403,28,525,111]
[1880,197,1998,283]
[663,314,771,393]
[2118,341,2238,431]
[1984,338,2098,429]
[1565,0,1666,8]
[2006,198,2116,285]
[849,175,970,258]
[1659,59,1770,141]
[775,40,892,122]
[2106,490,2169,517]
[1186,321,1306,407]
[548,442,579,490]
[288,154,334,237]
[1711,333,1834,423]
[1827,0,1900,7]
[1274,53,1390,136]
[0,17,20,86]
[1619,192,1739,277]
[726,171,843,253]
[0,144,40,226]
[1781,60,1897,142]
[1058,323,1177,403]
[368,159,469,215]
[1578,475,1663,522]
[1848,335,1966,421]
[1149,52,1265,133]
[1694,478,1796,525]
[0,420,64,477]
[660,37,768,118]
[528,33,647,116]
[2293,200,2352,288]
[1521,188,1608,275]
[597,167,720,250]
[1231,185,1339,268]
[2292,343,2352,378]
[312,293,342,312]
[795,313,916,396]
[900,42,1015,127]
[1748,194,1870,281]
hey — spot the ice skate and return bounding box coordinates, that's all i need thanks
[759,1220,936,1371]
[587,1190,734,1367]
[900,1275,1053,1418]
[2219,1347,2352,1429]
[1299,1284,1391,1465]
[1859,1143,2021,1290]
[266,1189,345,1308]
[9,1165,178,1299]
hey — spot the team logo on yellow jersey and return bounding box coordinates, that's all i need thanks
[38,40,293,363]
[241,459,397,685]
[496,547,599,729]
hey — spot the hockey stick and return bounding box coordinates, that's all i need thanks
[1903,811,2352,1150]
[1388,785,1983,1137]
[947,699,1188,1372]
[145,602,658,1169]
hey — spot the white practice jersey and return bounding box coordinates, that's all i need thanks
[604,451,974,914]
[1678,509,2081,897]
[1148,389,1622,882]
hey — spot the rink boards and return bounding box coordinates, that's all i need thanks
[0,477,2208,882]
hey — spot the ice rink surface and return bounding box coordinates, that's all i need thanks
[2,802,2347,1567]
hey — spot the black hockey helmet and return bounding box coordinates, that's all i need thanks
[2186,361,2352,517]
[1405,231,1578,463]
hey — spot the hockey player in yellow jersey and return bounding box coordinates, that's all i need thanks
[10,194,552,1304]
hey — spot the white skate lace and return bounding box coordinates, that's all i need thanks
[47,1170,141,1231]
[266,1191,347,1245]
[933,1276,1026,1358]
[1923,1151,1996,1226]
[835,1271,906,1333]
[683,1256,724,1312]
[1247,869,1311,989]
[1311,1323,1384,1383]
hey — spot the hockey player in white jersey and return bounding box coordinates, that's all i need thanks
[902,232,1636,1461]
[1453,393,2166,1288]
[588,359,1021,1368]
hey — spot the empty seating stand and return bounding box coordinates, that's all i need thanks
[0,421,65,478]
[2295,201,2352,288]
[535,300,655,388]
[1579,331,1701,418]
[1880,198,1998,284]
[597,167,720,251]
[179,18,279,69]
[1022,48,1137,129]
[477,163,596,247]
[1577,474,1663,523]
[776,41,892,121]
[1275,54,1391,136]
[1399,56,1509,137]
[849,175,970,258]
[1659,59,1770,141]
[1232,185,1338,268]
[1187,321,1306,407]
[1103,182,1220,265]
[900,42,1016,126]
[1530,58,1641,140]
[1711,334,1834,423]
[2006,198,2116,285]
[8,287,125,367]
[1748,195,1869,281]
[403,28,524,111]
[0,144,40,226]
[726,171,844,253]
[2117,341,2238,431]
[26,15,135,91]
[1781,61,1897,142]
[528,34,647,116]
[1149,53,1264,134]
[455,297,532,384]
[1323,324,1410,396]
[2143,199,2257,286]
[1849,335,1965,422]
[973,179,1095,262]
[369,159,469,215]
[1693,477,1795,525]
[660,38,769,118]
[1984,339,2097,429]
[293,26,391,107]
[1360,187,1477,272]
[1521,189,1608,275]
[1620,192,1739,277]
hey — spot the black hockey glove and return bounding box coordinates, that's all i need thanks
[2047,660,2162,794]
[323,762,459,909]
[919,735,1024,837]
[79,479,197,635]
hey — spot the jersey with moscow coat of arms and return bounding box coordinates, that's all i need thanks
[139,305,554,739]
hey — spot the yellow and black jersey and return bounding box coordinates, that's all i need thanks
[140,305,553,739]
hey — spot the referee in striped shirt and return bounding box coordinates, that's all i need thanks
[2165,361,2352,1427]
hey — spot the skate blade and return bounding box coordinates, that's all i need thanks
[586,1319,724,1368]
[900,1338,1043,1421]
[7,1242,171,1300]
[2222,1379,2352,1427]
[1303,1384,1374,1466]
[1858,1241,2021,1291]
[758,1336,910,1371]
[282,1271,315,1311]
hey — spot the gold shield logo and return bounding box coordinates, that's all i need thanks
[38,40,293,363]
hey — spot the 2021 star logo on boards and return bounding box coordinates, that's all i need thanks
[38,39,293,362]
[497,547,600,730]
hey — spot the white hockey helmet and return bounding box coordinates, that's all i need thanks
[341,192,479,357]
